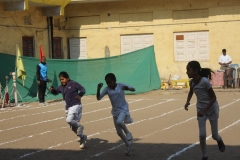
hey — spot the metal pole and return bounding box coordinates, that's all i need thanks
[11,72,18,107]
[47,17,54,59]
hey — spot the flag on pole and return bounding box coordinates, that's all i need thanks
[40,45,44,62]
[16,44,26,86]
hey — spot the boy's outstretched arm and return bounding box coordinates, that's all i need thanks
[49,86,58,95]
[96,83,103,100]
[122,86,135,92]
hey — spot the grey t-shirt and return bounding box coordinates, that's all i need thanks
[98,83,134,116]
[191,77,219,119]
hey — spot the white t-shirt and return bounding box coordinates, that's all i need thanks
[98,83,135,116]
[218,54,232,63]
[191,77,219,120]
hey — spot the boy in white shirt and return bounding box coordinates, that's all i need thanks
[218,49,232,70]
[96,73,135,155]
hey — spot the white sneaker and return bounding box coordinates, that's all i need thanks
[80,135,87,149]
[39,103,45,106]
[44,102,49,105]
[125,141,132,155]
[77,125,84,136]
[126,132,133,141]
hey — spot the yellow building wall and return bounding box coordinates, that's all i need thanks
[63,0,240,79]
[1,0,240,80]
[0,2,49,58]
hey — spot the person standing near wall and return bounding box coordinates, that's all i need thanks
[218,49,232,70]
[36,56,48,105]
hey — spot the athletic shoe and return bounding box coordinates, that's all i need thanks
[202,156,208,160]
[44,102,48,105]
[125,141,132,155]
[126,132,133,141]
[77,125,84,136]
[39,103,45,106]
[217,139,225,152]
[80,134,87,149]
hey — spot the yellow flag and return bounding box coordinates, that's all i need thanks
[16,44,27,86]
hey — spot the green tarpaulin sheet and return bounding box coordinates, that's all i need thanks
[0,46,161,102]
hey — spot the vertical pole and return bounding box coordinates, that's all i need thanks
[47,17,54,59]
[11,72,18,106]
[0,82,2,99]
[5,76,9,106]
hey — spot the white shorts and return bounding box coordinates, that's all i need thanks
[65,104,82,122]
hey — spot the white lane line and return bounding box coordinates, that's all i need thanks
[83,99,143,115]
[18,132,100,159]
[0,117,64,133]
[0,99,110,122]
[0,105,32,111]
[0,98,108,114]
[91,99,240,157]
[0,109,63,123]
[83,99,175,124]
[0,100,142,132]
[0,103,57,114]
[167,119,240,160]
[15,99,182,159]
[0,99,144,144]
[83,98,109,106]
[0,99,168,134]
[90,103,196,157]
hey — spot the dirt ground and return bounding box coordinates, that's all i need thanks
[0,90,240,160]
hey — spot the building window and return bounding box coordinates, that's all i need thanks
[120,34,154,54]
[22,37,34,57]
[53,37,63,59]
[174,31,209,61]
[69,38,87,59]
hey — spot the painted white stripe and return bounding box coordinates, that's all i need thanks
[0,103,57,114]
[12,98,239,159]
[0,104,31,110]
[0,99,121,123]
[0,100,142,132]
[15,99,177,158]
[83,99,175,124]
[0,117,64,133]
[0,97,108,114]
[0,126,68,146]
[18,132,100,159]
[167,119,240,160]
[0,100,143,144]
[83,98,109,106]
[0,109,63,123]
[91,103,196,157]
[83,99,142,115]
[91,99,240,157]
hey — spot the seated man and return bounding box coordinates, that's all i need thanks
[218,49,232,70]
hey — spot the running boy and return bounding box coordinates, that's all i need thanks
[96,73,135,155]
[49,71,87,149]
[184,61,225,160]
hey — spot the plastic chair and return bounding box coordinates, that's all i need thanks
[229,64,239,68]
[237,68,240,88]
[229,64,239,86]
[224,68,235,89]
